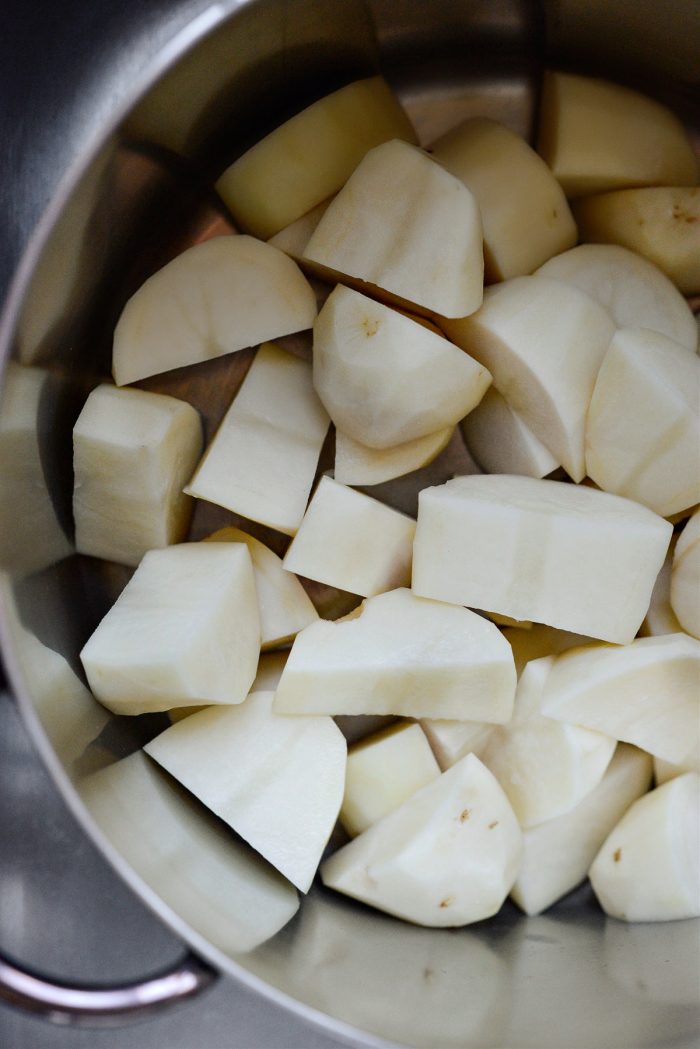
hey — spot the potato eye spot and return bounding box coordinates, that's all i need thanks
[459,808,471,822]
[439,897,453,908]
[613,848,622,863]
[488,820,499,829]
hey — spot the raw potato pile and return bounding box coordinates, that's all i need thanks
[76,71,700,938]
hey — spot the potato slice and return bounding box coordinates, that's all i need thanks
[321,752,522,927]
[460,387,559,479]
[73,384,202,568]
[313,286,490,449]
[585,328,700,517]
[215,77,416,239]
[413,475,671,644]
[541,633,700,764]
[511,744,653,916]
[442,275,614,481]
[340,722,441,837]
[538,71,699,198]
[145,692,346,893]
[282,476,415,598]
[273,587,516,722]
[185,343,329,536]
[112,237,317,386]
[537,244,697,352]
[573,187,700,296]
[588,773,700,922]
[671,509,700,640]
[80,543,260,715]
[334,426,453,486]
[481,657,616,828]
[205,525,317,648]
[431,117,576,281]
[303,140,484,318]
[419,719,495,771]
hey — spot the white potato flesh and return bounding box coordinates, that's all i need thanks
[460,386,559,479]
[442,275,615,480]
[413,475,672,644]
[73,384,202,568]
[112,237,317,386]
[167,650,290,725]
[80,543,260,715]
[321,752,522,927]
[334,425,453,486]
[537,244,697,352]
[340,722,441,837]
[282,476,415,598]
[640,537,682,637]
[502,623,594,677]
[585,328,700,517]
[431,117,577,281]
[312,286,491,449]
[215,77,416,239]
[589,773,700,922]
[303,139,484,318]
[573,186,700,296]
[273,587,516,722]
[268,199,331,260]
[671,509,700,639]
[419,718,495,771]
[144,692,345,893]
[537,71,699,198]
[542,633,700,764]
[185,343,329,536]
[511,744,653,916]
[480,657,616,828]
[654,752,700,787]
[205,525,317,647]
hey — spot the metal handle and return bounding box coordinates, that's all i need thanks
[0,948,216,1027]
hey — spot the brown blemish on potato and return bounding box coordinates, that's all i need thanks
[459,808,471,822]
[362,317,380,337]
[613,848,622,863]
[439,897,454,909]
[488,820,499,829]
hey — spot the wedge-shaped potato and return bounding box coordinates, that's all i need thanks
[639,537,682,638]
[273,587,516,722]
[73,384,202,568]
[431,117,577,281]
[340,722,440,837]
[481,656,616,828]
[537,244,697,352]
[303,140,484,318]
[282,476,415,598]
[313,287,490,449]
[573,187,700,296]
[321,752,522,927]
[334,426,453,486]
[460,387,559,479]
[413,475,672,644]
[511,744,653,916]
[589,772,700,922]
[145,692,345,893]
[215,77,416,239]
[112,237,317,386]
[185,343,329,536]
[419,719,495,772]
[671,510,700,640]
[502,623,595,676]
[442,275,614,480]
[205,525,317,647]
[268,199,331,260]
[167,649,290,725]
[538,71,699,198]
[585,328,700,517]
[80,543,260,715]
[541,633,700,764]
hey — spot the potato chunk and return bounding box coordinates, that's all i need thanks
[460,387,559,479]
[671,510,700,640]
[334,426,452,486]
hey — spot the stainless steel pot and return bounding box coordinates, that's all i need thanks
[0,1,698,1045]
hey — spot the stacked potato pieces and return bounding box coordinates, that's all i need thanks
[76,71,699,938]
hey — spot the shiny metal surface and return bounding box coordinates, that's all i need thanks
[0,0,699,1045]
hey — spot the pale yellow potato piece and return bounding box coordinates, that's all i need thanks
[419,719,495,771]
[654,752,700,787]
[304,140,484,318]
[671,509,700,639]
[215,77,416,239]
[460,386,559,479]
[268,199,331,260]
[585,328,700,517]
[205,525,317,648]
[431,117,577,281]
[334,426,453,486]
[282,476,415,598]
[112,237,317,386]
[502,623,594,677]
[168,650,289,725]
[185,343,329,536]
[538,71,699,198]
[73,384,202,568]
[573,186,700,295]
[639,536,682,638]
[340,722,441,837]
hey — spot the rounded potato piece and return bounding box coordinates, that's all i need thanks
[538,71,699,198]
[334,425,453,486]
[573,186,700,295]
[431,117,577,281]
[671,509,700,639]
[460,386,559,479]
